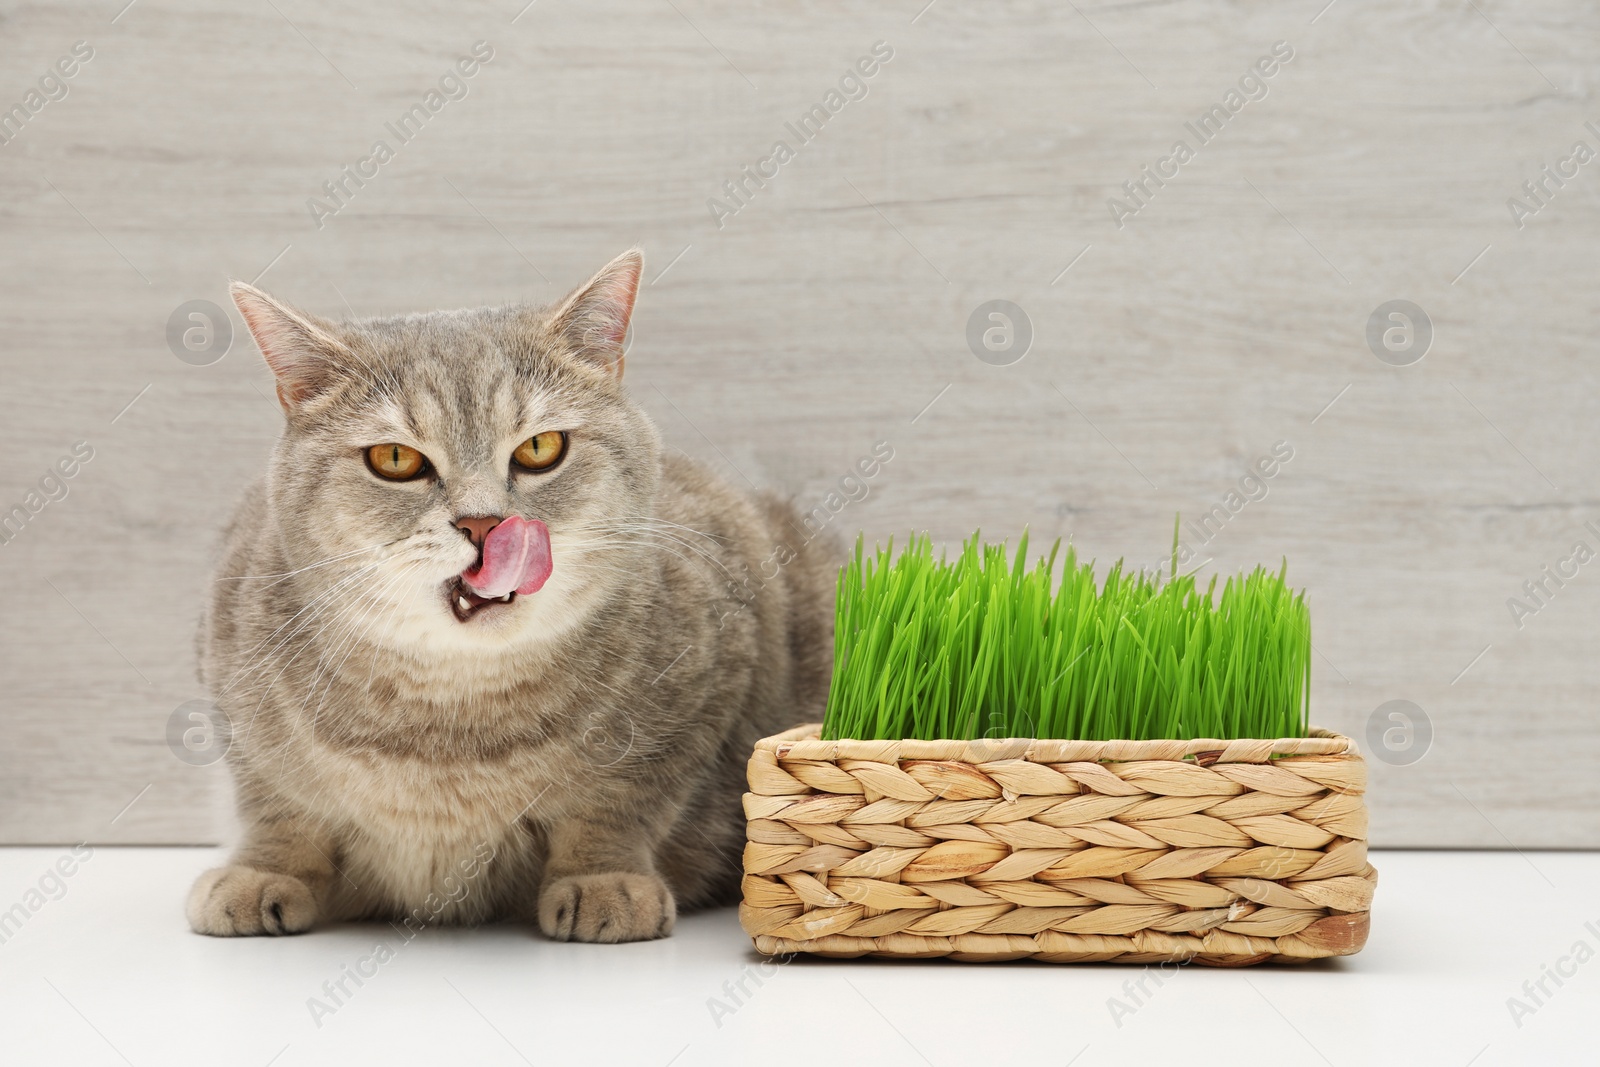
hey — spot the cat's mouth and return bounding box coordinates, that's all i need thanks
[445,516,553,623]
[447,577,515,622]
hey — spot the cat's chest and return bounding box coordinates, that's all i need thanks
[308,742,561,834]
[284,678,578,828]
[305,745,561,919]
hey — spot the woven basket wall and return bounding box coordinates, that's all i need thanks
[741,724,1374,965]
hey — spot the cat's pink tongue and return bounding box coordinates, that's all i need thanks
[461,516,552,598]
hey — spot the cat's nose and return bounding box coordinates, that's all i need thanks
[454,515,502,546]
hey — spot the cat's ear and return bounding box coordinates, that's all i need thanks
[230,281,355,412]
[547,249,642,378]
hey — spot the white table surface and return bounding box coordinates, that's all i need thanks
[0,848,1592,1067]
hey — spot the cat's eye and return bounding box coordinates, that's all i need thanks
[512,431,567,472]
[366,443,429,480]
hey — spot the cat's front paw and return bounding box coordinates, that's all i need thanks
[538,872,675,943]
[187,865,318,936]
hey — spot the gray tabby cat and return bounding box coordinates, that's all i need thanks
[187,249,835,942]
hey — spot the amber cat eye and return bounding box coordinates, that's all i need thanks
[366,443,429,480]
[512,431,567,472]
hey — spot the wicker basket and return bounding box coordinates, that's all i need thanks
[740,724,1374,965]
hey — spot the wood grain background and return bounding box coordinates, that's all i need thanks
[1,0,1595,846]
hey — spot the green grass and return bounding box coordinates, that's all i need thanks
[820,525,1311,742]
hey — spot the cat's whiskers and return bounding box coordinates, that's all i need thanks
[228,557,412,690]
[585,522,737,578]
[565,516,732,563]
[302,561,423,737]
[234,543,445,735]
[300,566,412,706]
[215,538,405,591]
[572,514,727,546]
[559,536,709,579]
[558,526,740,581]
[244,565,405,737]
[254,560,421,769]
[222,557,394,697]
[256,534,453,640]
[361,567,435,693]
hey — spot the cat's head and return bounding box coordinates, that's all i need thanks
[231,249,661,655]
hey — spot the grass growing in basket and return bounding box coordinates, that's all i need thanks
[820,526,1311,743]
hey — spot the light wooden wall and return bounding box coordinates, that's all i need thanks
[1,0,1596,846]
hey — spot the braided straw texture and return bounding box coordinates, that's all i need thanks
[741,724,1374,965]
